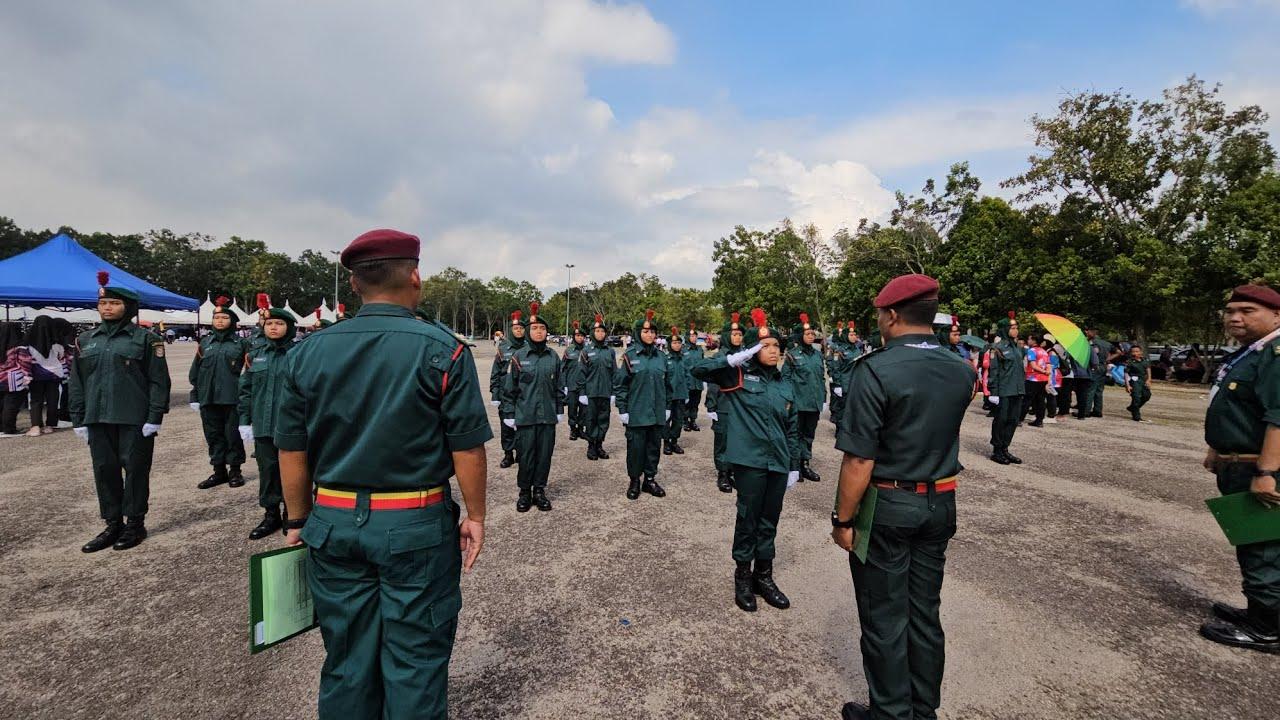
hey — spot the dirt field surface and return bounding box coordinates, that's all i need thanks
[1,342,1276,719]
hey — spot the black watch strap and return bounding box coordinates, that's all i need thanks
[831,511,856,529]
[284,517,308,530]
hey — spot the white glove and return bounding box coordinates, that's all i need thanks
[238,425,254,442]
[702,382,707,391]
[787,470,800,488]
[141,423,161,438]
[726,343,762,368]
[556,414,564,424]
[665,410,671,421]
[490,400,501,407]
[73,426,89,443]
[563,387,569,397]
[579,395,589,406]
[707,412,718,422]
[619,413,629,425]
[989,396,1000,406]
[833,386,843,397]
[609,395,616,404]
[503,418,516,429]
[189,402,200,412]
[823,402,829,414]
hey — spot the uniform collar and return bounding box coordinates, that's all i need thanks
[885,333,940,348]
[637,342,658,356]
[92,319,133,337]
[354,303,415,319]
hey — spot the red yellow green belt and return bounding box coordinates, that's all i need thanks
[315,487,445,510]
[872,477,957,494]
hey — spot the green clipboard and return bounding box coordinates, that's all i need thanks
[1205,492,1280,546]
[249,545,318,654]
[852,486,878,563]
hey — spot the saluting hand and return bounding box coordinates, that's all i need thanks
[831,526,855,552]
[459,517,485,572]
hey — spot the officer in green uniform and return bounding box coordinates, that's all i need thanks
[615,309,672,499]
[278,229,491,720]
[705,312,747,492]
[1125,345,1152,422]
[490,309,526,468]
[987,311,1025,465]
[576,314,616,461]
[684,324,703,432]
[663,326,691,456]
[1082,327,1111,418]
[72,271,171,553]
[237,304,296,539]
[189,295,250,489]
[692,308,802,612]
[562,321,587,441]
[828,321,850,430]
[502,302,564,513]
[783,312,826,482]
[1198,283,1280,653]
[831,274,976,720]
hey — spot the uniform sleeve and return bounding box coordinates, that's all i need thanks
[273,354,308,452]
[553,359,566,412]
[1255,344,1280,427]
[613,355,631,413]
[835,362,887,460]
[488,349,506,401]
[785,395,802,471]
[238,357,254,426]
[68,340,85,426]
[145,335,171,424]
[187,341,202,403]
[689,353,738,387]
[501,355,519,408]
[442,346,495,451]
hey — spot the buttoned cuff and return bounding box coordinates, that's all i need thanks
[447,423,494,451]
[274,432,307,451]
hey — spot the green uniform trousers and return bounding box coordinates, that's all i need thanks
[713,419,728,472]
[1217,464,1280,609]
[566,393,585,433]
[1072,378,1094,419]
[665,401,685,443]
[254,438,282,509]
[1087,372,1106,416]
[498,412,517,453]
[989,395,1023,452]
[584,397,611,443]
[731,465,786,562]
[1127,382,1151,419]
[200,403,246,467]
[797,410,819,460]
[302,497,463,720]
[686,386,702,425]
[87,424,155,521]
[625,424,662,479]
[830,384,845,429]
[515,424,555,489]
[849,488,957,720]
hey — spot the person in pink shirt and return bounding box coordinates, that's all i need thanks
[1023,333,1050,427]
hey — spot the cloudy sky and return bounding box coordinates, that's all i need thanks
[3,1,1279,291]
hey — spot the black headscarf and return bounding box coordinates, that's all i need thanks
[0,322,23,356]
[25,315,59,356]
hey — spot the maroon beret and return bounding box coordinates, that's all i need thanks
[1228,284,1280,310]
[339,228,420,269]
[874,273,940,308]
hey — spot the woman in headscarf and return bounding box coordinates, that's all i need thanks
[52,318,76,424]
[614,309,672,499]
[23,315,66,435]
[0,322,32,437]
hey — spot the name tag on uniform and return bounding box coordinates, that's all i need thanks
[745,374,760,383]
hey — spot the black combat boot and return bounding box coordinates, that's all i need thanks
[840,701,872,720]
[249,506,282,540]
[569,425,579,441]
[586,441,599,461]
[641,475,666,498]
[800,460,820,482]
[499,450,515,469]
[734,562,757,612]
[595,442,610,460]
[198,465,228,489]
[532,487,552,511]
[663,440,673,456]
[516,488,533,512]
[1212,600,1250,626]
[81,521,122,553]
[1201,600,1280,654]
[716,470,733,493]
[626,477,641,500]
[669,441,684,455]
[991,450,1010,465]
[227,465,246,488]
[688,421,700,432]
[1005,452,1023,464]
[752,559,791,609]
[112,517,147,551]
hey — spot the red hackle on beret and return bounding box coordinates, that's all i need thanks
[338,303,345,314]
[339,228,420,269]
[1229,284,1280,310]
[573,320,580,330]
[799,312,809,328]
[256,293,270,311]
[645,309,654,321]
[215,295,230,308]
[315,309,321,320]
[730,311,740,324]
[97,270,109,287]
[595,313,603,324]
[1008,311,1016,319]
[836,320,844,329]
[511,310,523,321]
[951,315,959,327]
[530,302,540,316]
[751,308,766,328]
[849,320,856,329]
[873,273,940,309]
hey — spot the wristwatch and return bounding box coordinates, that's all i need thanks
[831,511,856,529]
[284,517,308,530]
[1256,467,1279,478]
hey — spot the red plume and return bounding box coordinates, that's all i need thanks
[951,315,959,327]
[338,303,345,314]
[645,309,654,322]
[215,295,230,307]
[512,310,523,321]
[572,320,580,330]
[836,320,844,329]
[849,320,856,330]
[730,311,740,324]
[671,325,678,335]
[689,323,695,331]
[750,307,766,328]
[530,301,540,316]
[315,309,321,320]
[256,293,269,310]
[799,312,809,325]
[97,270,109,287]
[594,313,603,324]
[1008,311,1016,319]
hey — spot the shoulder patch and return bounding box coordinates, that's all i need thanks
[153,342,165,357]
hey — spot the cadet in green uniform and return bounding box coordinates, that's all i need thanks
[502,303,564,513]
[1124,346,1152,422]
[615,309,672,499]
[247,296,270,351]
[576,314,616,461]
[72,271,171,553]
[684,324,703,432]
[706,312,747,492]
[1198,283,1280,654]
[490,310,526,468]
[189,295,250,489]
[563,321,587,441]
[237,304,296,539]
[987,311,1025,465]
[663,327,691,455]
[692,308,802,612]
[831,274,976,720]
[783,312,826,482]
[278,229,491,720]
[1082,327,1111,418]
[828,321,850,430]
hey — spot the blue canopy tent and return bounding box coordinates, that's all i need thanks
[0,233,198,317]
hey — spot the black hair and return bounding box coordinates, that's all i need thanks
[892,298,939,326]
[25,315,58,356]
[0,322,24,355]
[351,258,417,292]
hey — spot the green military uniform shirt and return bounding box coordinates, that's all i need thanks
[987,337,1025,397]
[1206,335,1280,453]
[692,354,802,473]
[614,343,671,427]
[782,343,827,412]
[702,348,721,414]
[69,323,171,426]
[665,348,693,400]
[577,339,617,398]
[238,336,294,439]
[502,342,566,426]
[275,303,493,490]
[490,335,526,413]
[562,340,585,394]
[189,329,249,405]
[1126,357,1150,387]
[837,334,977,481]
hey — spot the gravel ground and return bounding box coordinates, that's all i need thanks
[1,343,1276,719]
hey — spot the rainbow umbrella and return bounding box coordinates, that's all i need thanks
[1034,313,1090,368]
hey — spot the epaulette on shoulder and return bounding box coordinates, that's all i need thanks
[851,346,888,367]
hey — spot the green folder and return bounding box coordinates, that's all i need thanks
[852,486,878,563]
[249,545,318,654]
[1205,492,1280,546]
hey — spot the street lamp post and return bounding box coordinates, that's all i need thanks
[564,263,575,339]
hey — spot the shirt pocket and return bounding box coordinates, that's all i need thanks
[114,341,144,370]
